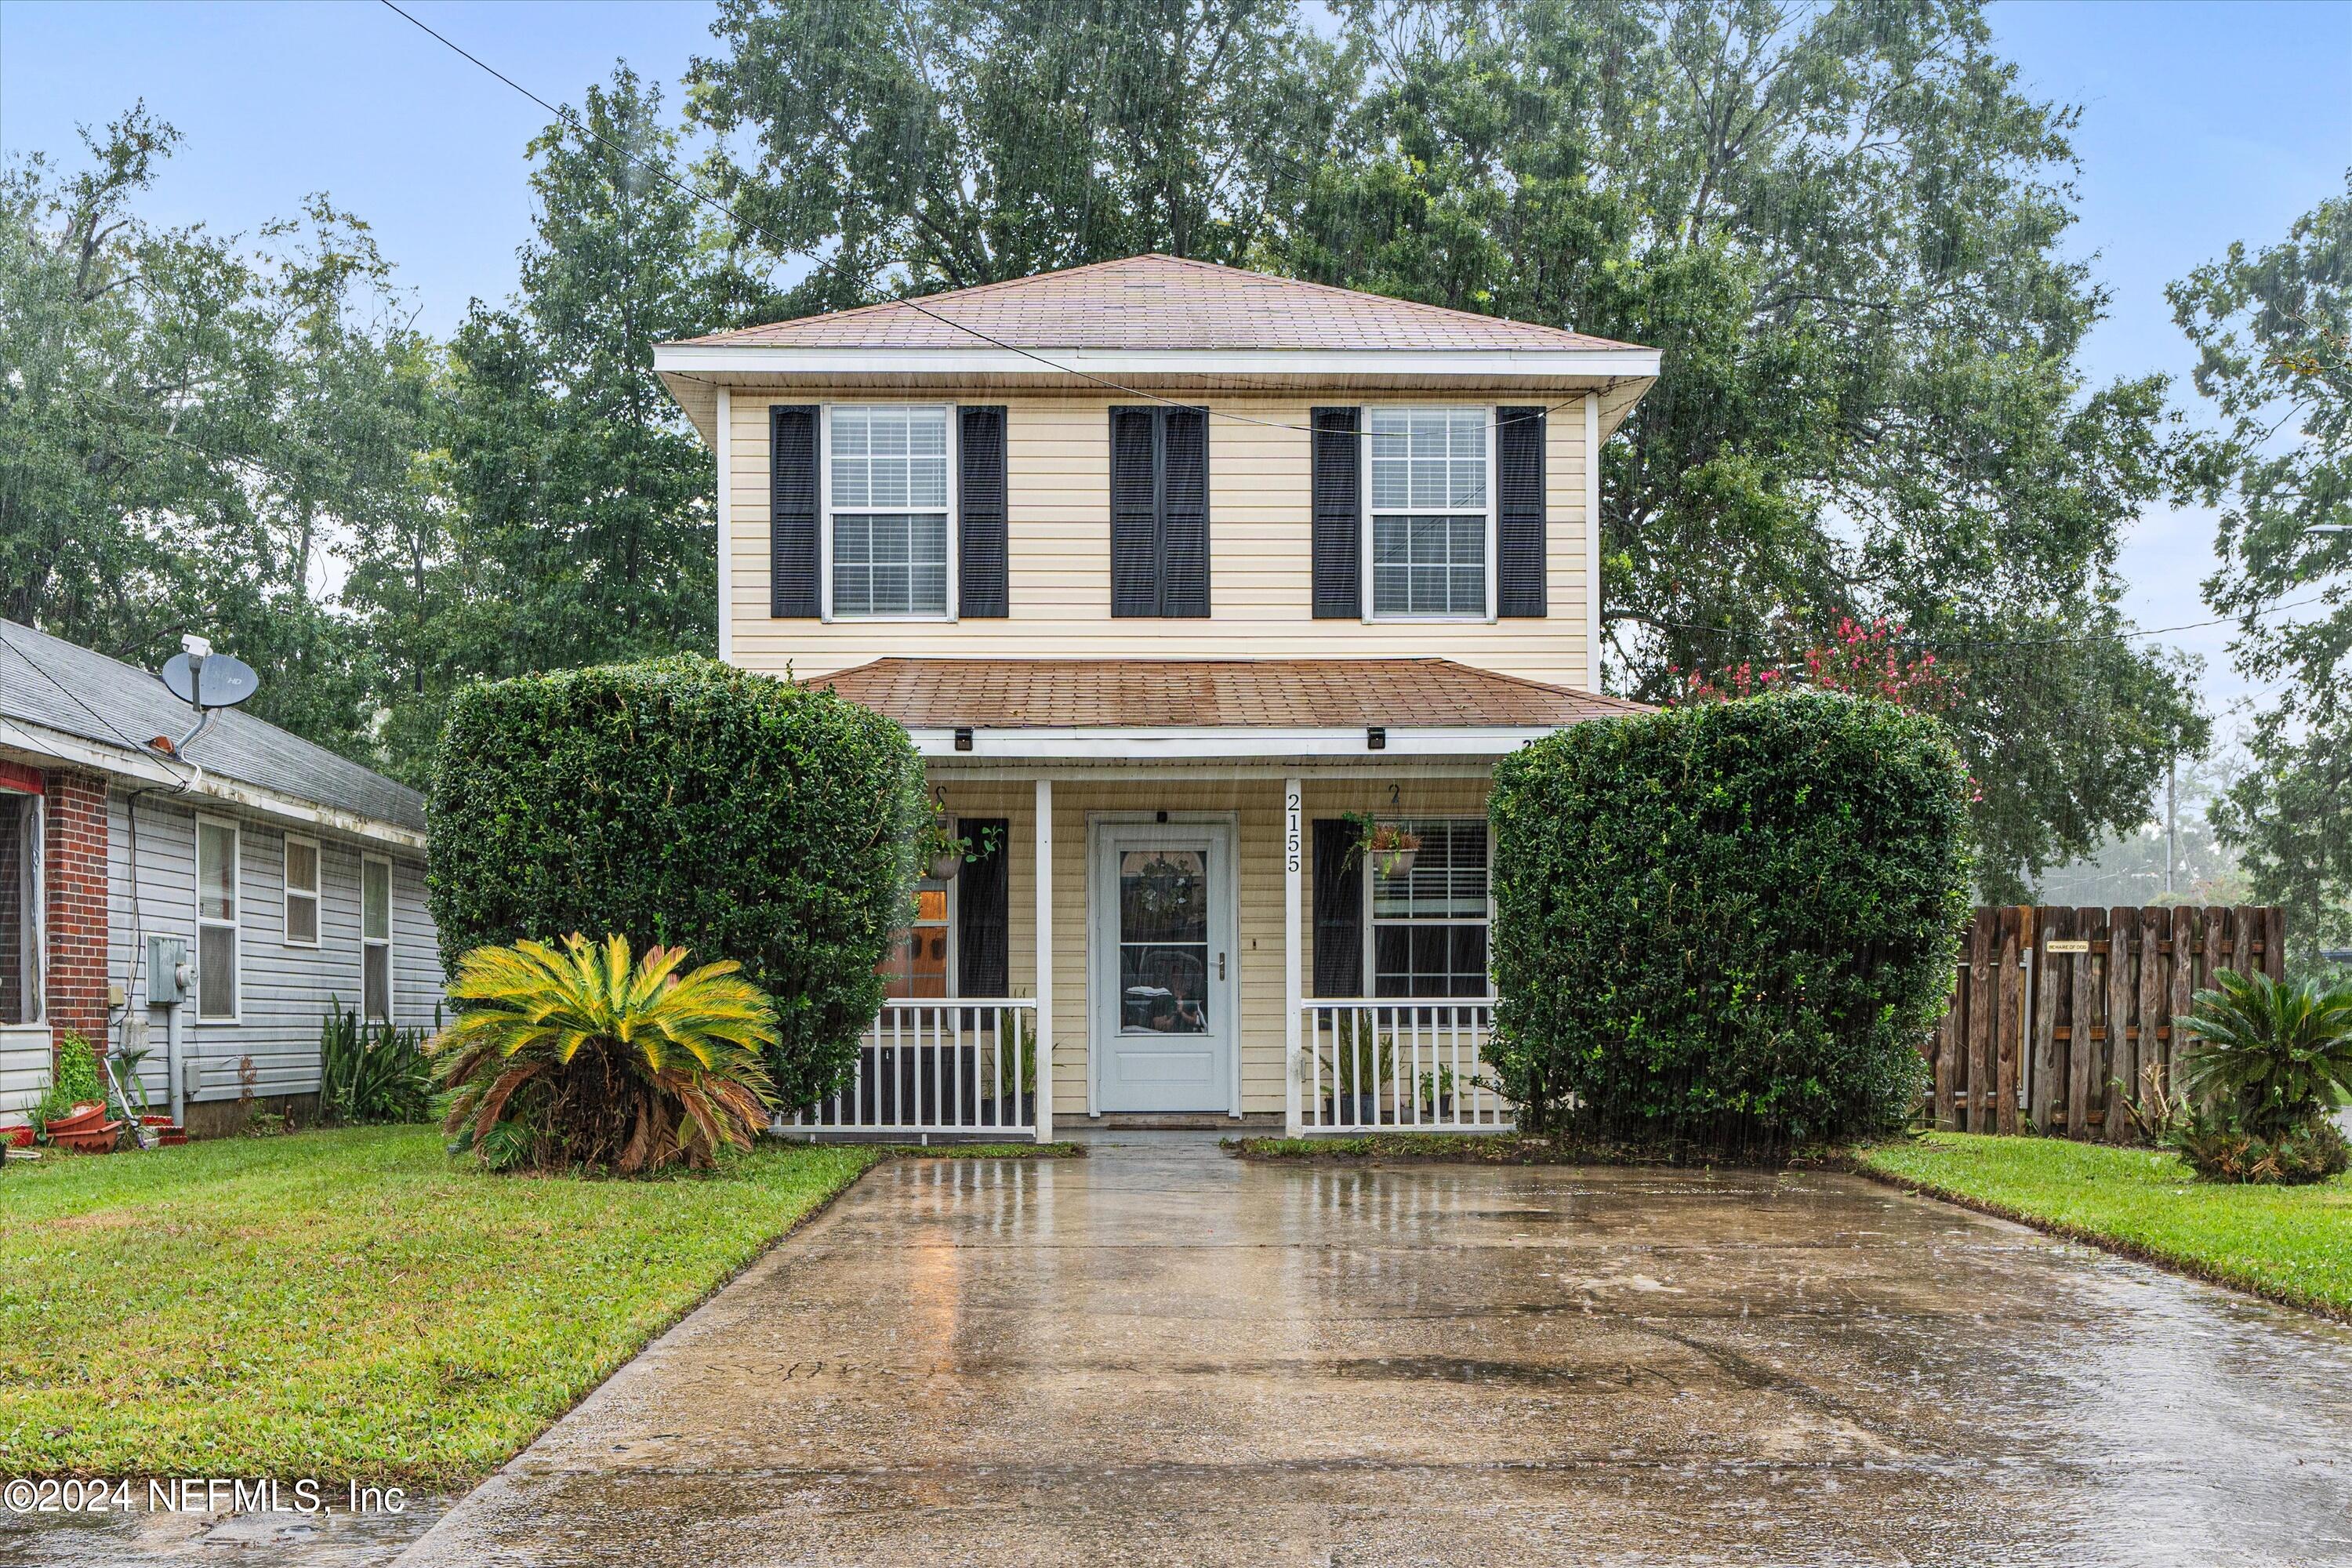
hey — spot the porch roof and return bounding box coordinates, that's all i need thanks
[807,657,1645,735]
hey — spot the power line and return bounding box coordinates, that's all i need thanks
[374,0,1617,439]
[0,630,195,780]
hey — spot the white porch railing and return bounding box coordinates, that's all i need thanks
[786,1000,1039,1140]
[1300,1000,1513,1133]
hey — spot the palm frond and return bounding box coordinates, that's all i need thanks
[430,932,782,1174]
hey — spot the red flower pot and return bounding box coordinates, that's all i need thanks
[42,1102,111,1137]
[50,1120,122,1154]
[2,1126,32,1149]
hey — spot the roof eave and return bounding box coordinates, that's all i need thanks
[902,724,1577,760]
[0,717,428,848]
[654,343,1660,379]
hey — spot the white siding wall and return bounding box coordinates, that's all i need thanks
[0,1023,49,1122]
[106,789,443,1105]
[724,387,1604,688]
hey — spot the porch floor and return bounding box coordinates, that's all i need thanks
[398,1145,2352,1567]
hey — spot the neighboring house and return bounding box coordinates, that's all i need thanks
[0,620,444,1138]
[652,254,1659,1138]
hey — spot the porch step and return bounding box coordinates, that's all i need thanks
[1087,1112,1283,1132]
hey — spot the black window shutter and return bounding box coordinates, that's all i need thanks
[1312,819,1363,998]
[956,817,1011,998]
[1159,407,1210,616]
[1109,408,1159,617]
[1497,405,1547,618]
[769,404,820,618]
[958,406,1009,618]
[1109,405,1210,618]
[1311,407,1361,619]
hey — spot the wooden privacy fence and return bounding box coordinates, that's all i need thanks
[1923,905,2283,1139]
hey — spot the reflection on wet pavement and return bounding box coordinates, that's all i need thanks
[0,1490,450,1567]
[386,1141,2352,1566]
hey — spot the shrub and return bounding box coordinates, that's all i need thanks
[1489,691,1974,1148]
[427,655,926,1109]
[430,934,779,1173]
[2176,968,2352,1139]
[2171,1115,2351,1185]
[319,1002,434,1125]
[32,1030,107,1136]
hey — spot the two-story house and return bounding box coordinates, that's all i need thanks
[654,254,1658,1140]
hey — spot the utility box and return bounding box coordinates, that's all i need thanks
[147,936,189,1005]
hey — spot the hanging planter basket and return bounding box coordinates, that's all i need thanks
[927,851,965,882]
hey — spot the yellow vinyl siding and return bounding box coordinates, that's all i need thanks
[931,769,1493,1120]
[725,390,1595,689]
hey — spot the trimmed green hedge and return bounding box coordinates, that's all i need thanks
[1489,692,1973,1146]
[426,655,925,1110]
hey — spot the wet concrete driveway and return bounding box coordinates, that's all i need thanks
[402,1141,2352,1566]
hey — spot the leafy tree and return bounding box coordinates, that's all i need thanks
[0,107,432,758]
[348,67,751,779]
[1273,0,2202,897]
[687,0,1341,305]
[2173,176,2352,971]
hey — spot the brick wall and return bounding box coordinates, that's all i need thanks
[43,768,110,1049]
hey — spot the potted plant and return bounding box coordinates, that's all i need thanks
[1319,1015,1396,1126]
[1341,811,1421,879]
[993,1009,1038,1129]
[1418,1066,1457,1119]
[918,811,1004,883]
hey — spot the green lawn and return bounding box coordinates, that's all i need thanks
[1857,1131,2352,1319]
[0,1127,875,1484]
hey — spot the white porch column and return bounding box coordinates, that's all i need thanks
[1584,390,1602,692]
[1284,775,1304,1138]
[714,387,732,665]
[1033,777,1054,1142]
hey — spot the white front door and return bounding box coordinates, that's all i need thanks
[1090,820,1236,1113]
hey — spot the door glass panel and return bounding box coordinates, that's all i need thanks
[1117,848,1208,1035]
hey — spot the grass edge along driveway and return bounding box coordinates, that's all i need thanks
[0,1127,876,1486]
[1857,1131,2352,1321]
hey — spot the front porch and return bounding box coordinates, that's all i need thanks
[776,655,1639,1143]
[784,766,1509,1142]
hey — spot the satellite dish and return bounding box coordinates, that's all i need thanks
[161,650,261,711]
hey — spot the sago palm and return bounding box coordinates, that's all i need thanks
[2176,968,2352,1139]
[431,933,780,1174]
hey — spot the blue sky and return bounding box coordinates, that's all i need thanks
[2,0,2347,728]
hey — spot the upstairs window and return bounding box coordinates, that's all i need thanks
[829,405,951,617]
[1367,408,1490,619]
[1367,818,1490,998]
